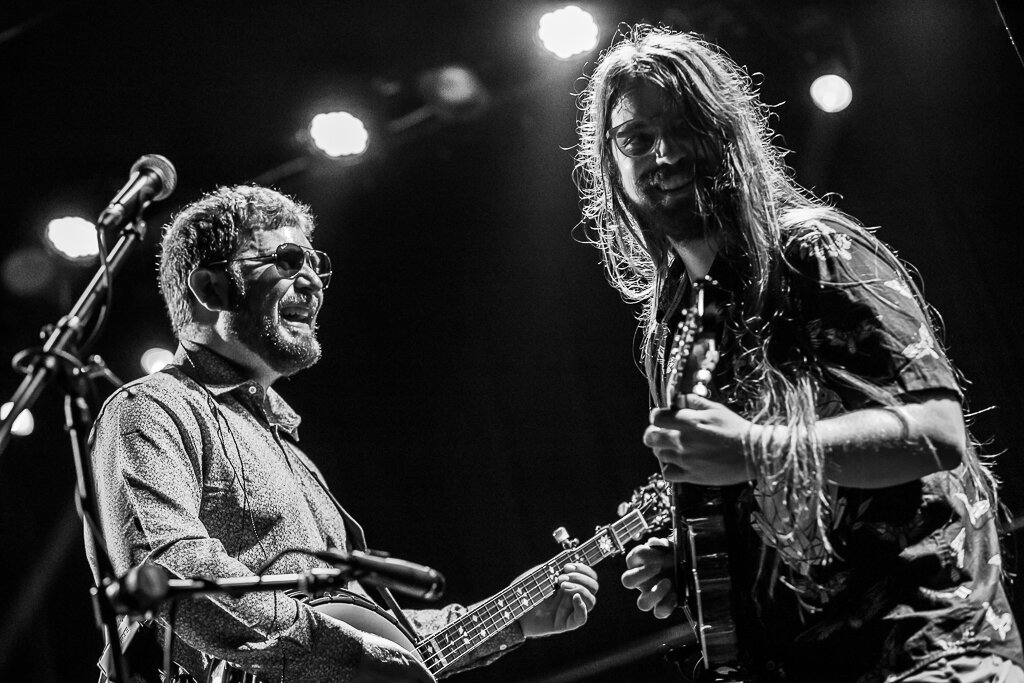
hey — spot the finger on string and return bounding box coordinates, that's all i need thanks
[562,570,599,592]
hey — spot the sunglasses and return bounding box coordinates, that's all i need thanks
[207,243,332,289]
[606,118,689,158]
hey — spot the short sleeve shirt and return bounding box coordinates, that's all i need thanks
[655,220,1022,682]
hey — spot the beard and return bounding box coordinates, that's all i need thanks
[637,198,704,244]
[634,162,722,246]
[226,279,322,377]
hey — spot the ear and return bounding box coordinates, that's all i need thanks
[188,266,233,313]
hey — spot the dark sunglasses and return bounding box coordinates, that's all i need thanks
[606,118,688,158]
[207,243,332,289]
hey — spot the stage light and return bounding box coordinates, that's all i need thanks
[1,246,56,296]
[140,347,174,374]
[309,111,369,158]
[1,402,35,437]
[418,66,488,120]
[538,5,599,59]
[46,216,98,261]
[810,74,853,113]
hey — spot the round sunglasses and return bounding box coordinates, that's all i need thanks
[206,243,332,289]
[606,118,690,158]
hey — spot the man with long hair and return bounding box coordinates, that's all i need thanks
[87,185,598,682]
[575,25,1022,682]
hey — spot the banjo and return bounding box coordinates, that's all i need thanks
[205,478,671,681]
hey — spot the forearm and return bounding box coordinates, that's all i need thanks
[167,583,365,680]
[761,393,965,489]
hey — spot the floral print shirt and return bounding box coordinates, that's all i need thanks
[656,220,1022,682]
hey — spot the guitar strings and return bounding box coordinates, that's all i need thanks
[423,544,604,670]
[420,513,651,672]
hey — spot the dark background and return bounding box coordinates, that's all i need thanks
[1,1,1022,681]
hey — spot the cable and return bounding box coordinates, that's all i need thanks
[993,0,1024,71]
[78,220,116,355]
[163,600,177,682]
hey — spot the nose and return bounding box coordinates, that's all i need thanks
[654,133,686,166]
[293,256,325,293]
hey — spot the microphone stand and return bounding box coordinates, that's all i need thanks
[108,565,353,616]
[99,565,352,682]
[0,212,150,682]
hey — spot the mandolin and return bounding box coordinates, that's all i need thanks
[659,277,745,682]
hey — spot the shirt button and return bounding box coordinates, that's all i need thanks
[499,644,507,651]
[248,386,257,395]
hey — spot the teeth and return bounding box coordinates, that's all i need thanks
[280,306,312,323]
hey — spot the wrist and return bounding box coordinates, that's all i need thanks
[744,423,789,481]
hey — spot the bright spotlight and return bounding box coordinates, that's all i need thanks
[309,111,369,157]
[46,216,98,261]
[538,5,599,59]
[810,74,853,113]
[1,402,35,437]
[140,347,174,374]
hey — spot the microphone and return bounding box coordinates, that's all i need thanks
[315,549,446,601]
[104,562,173,614]
[97,154,177,229]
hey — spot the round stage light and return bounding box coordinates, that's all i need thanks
[538,5,599,59]
[309,111,369,157]
[810,74,853,113]
[418,65,488,120]
[1,246,56,296]
[46,216,98,261]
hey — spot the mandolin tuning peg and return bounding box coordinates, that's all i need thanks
[616,501,630,517]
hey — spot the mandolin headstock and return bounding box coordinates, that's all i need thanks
[663,278,722,409]
[617,474,673,538]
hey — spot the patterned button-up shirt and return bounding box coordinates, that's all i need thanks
[655,220,1022,682]
[87,342,522,681]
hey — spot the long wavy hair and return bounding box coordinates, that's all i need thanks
[574,25,995,572]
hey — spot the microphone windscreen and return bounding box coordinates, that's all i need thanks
[131,154,178,201]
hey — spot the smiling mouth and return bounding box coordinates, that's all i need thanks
[648,168,694,193]
[659,170,693,187]
[648,178,694,201]
[279,304,316,327]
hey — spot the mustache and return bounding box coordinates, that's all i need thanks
[280,294,320,312]
[644,159,715,184]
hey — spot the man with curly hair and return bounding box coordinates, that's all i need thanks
[574,25,1022,682]
[87,185,598,682]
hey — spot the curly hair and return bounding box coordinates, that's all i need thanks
[158,185,315,337]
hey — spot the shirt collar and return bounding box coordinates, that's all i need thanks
[171,341,302,438]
